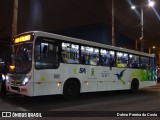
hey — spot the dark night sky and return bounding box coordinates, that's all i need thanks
[0,0,160,47]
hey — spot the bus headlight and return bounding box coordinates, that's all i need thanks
[6,75,9,80]
[6,75,9,83]
[22,77,29,85]
[2,74,6,81]
[2,74,6,80]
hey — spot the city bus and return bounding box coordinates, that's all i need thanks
[6,31,157,99]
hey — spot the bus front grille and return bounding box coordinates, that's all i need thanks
[11,86,20,92]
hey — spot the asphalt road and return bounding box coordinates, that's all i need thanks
[0,84,160,120]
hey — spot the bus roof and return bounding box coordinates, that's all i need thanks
[16,31,155,58]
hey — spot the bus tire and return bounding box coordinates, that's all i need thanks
[130,79,139,93]
[63,79,80,100]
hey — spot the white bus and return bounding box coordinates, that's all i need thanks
[6,31,157,99]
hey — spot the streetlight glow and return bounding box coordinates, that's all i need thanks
[148,1,155,7]
[131,5,136,9]
[152,46,156,49]
[130,1,156,52]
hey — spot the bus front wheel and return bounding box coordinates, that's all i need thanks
[130,79,139,93]
[63,80,80,100]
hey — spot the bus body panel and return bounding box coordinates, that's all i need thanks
[6,59,157,97]
[32,63,156,96]
[6,31,157,97]
[33,66,62,96]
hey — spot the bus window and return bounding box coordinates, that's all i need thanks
[81,46,99,65]
[13,43,33,73]
[35,40,59,69]
[62,42,79,64]
[116,52,128,67]
[100,49,115,66]
[129,54,140,68]
[150,58,156,70]
[140,57,149,69]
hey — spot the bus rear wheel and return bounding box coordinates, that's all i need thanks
[130,79,139,93]
[63,80,80,100]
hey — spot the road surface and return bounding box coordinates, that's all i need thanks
[0,83,160,120]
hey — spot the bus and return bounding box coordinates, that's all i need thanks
[6,31,157,99]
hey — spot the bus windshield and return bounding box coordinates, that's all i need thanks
[11,43,33,74]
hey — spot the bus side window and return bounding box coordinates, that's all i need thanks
[42,45,48,60]
[90,48,99,65]
[81,46,89,65]
[81,46,99,65]
[62,42,79,64]
[100,49,115,67]
[81,55,86,64]
[150,58,155,70]
[109,55,115,67]
[48,44,58,64]
[129,54,140,68]
[140,57,149,69]
[116,52,128,68]
[35,39,59,69]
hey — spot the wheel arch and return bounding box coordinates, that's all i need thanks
[63,78,81,92]
[130,78,140,93]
